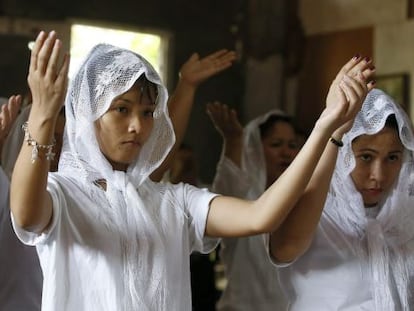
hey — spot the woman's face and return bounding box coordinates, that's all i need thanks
[262,121,298,185]
[350,127,404,207]
[94,80,157,171]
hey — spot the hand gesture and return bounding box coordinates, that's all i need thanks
[27,31,70,123]
[179,49,237,88]
[0,94,22,144]
[319,55,376,135]
[206,101,243,142]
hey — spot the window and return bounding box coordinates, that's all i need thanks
[69,22,171,85]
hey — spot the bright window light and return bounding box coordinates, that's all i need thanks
[69,23,169,83]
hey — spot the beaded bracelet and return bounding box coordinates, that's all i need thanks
[329,136,344,147]
[22,122,56,163]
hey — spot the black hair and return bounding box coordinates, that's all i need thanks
[384,114,399,131]
[259,114,295,138]
[135,75,158,105]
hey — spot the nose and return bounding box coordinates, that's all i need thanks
[128,113,142,133]
[370,161,385,183]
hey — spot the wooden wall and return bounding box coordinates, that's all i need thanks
[296,27,373,133]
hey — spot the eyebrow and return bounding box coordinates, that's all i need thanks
[356,148,403,154]
[112,97,155,106]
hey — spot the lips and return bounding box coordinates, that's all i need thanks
[363,188,383,198]
[121,140,142,151]
[122,137,141,146]
[123,140,140,145]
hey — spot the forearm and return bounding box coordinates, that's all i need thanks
[250,124,333,233]
[207,121,334,238]
[10,118,55,232]
[223,136,242,168]
[270,139,340,262]
[150,79,196,181]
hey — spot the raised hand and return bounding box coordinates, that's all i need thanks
[179,49,237,87]
[27,31,70,123]
[206,101,243,141]
[319,55,376,135]
[0,94,22,147]
[151,49,236,181]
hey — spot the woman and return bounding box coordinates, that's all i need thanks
[10,31,373,310]
[207,105,298,310]
[273,89,414,310]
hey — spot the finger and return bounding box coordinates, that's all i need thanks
[360,66,376,83]
[342,75,367,99]
[229,108,240,126]
[202,50,236,67]
[348,57,372,78]
[340,79,359,105]
[55,52,70,90]
[221,103,231,124]
[188,53,200,64]
[29,31,47,73]
[1,103,10,131]
[334,54,362,82]
[367,79,376,91]
[216,51,237,64]
[8,95,22,121]
[204,49,230,61]
[206,101,223,124]
[45,39,62,81]
[37,31,58,75]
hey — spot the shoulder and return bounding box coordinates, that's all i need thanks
[142,179,217,212]
[47,173,99,206]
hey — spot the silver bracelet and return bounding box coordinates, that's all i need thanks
[22,122,56,163]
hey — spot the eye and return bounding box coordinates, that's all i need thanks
[388,154,401,162]
[270,141,283,148]
[288,141,299,149]
[115,106,128,114]
[143,108,155,118]
[359,154,372,162]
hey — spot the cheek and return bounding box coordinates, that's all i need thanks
[350,167,365,189]
[94,120,113,151]
[385,166,402,188]
[263,146,279,160]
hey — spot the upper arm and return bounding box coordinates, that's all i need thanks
[205,195,257,238]
[10,178,54,234]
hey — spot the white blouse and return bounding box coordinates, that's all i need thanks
[277,212,408,310]
[13,174,218,311]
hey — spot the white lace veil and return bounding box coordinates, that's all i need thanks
[59,43,175,186]
[325,88,414,310]
[242,109,292,197]
[58,44,175,310]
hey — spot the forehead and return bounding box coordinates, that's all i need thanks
[262,121,296,137]
[114,78,157,99]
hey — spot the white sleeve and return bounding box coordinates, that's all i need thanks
[211,155,251,196]
[263,233,295,268]
[183,183,220,253]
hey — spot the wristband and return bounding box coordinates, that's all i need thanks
[329,136,343,147]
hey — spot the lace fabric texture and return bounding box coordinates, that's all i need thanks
[212,110,290,310]
[325,88,414,310]
[60,44,174,186]
[58,44,176,309]
[242,109,289,197]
